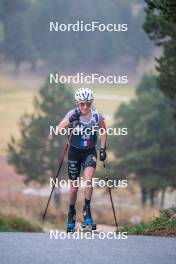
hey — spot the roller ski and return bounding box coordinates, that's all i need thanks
[66,208,76,233]
[81,204,96,232]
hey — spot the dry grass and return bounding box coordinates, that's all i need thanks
[0,132,161,232]
[0,184,160,231]
[90,186,159,226]
[0,73,43,90]
[0,87,36,154]
[0,191,66,231]
[0,156,160,229]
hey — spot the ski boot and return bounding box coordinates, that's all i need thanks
[66,208,76,232]
[81,204,96,231]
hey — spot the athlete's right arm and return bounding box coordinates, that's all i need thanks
[57,118,69,130]
[57,109,80,130]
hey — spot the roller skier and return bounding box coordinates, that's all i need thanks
[57,87,107,232]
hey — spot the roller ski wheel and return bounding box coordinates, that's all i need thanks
[67,227,75,233]
[66,209,76,233]
[81,222,97,232]
[81,204,97,232]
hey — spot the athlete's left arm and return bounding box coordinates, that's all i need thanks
[99,119,107,148]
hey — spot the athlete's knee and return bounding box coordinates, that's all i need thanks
[70,185,78,193]
[84,179,93,188]
[84,167,95,178]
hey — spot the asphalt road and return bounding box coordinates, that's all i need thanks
[0,232,176,264]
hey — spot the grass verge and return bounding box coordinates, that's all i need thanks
[0,213,43,232]
[119,208,176,237]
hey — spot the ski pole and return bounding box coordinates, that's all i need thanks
[103,161,118,231]
[42,126,74,221]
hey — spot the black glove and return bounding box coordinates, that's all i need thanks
[69,108,80,123]
[99,147,106,161]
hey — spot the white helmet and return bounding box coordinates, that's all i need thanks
[75,87,94,103]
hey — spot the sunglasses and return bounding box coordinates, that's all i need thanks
[78,102,92,107]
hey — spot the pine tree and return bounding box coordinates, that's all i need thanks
[144,0,176,117]
[8,79,74,184]
[110,75,176,207]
